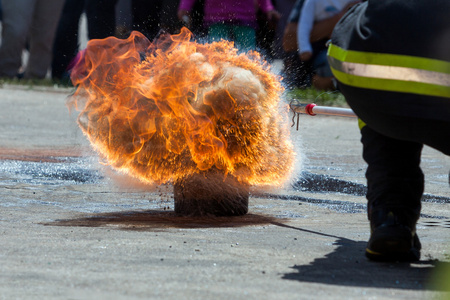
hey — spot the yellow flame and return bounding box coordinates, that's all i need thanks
[70,28,295,186]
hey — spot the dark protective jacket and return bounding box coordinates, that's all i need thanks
[328,0,450,154]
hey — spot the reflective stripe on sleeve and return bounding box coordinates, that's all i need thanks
[327,44,450,98]
[358,118,366,130]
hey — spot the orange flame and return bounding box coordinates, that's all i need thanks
[70,28,295,186]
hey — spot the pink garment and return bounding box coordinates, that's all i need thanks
[179,0,275,28]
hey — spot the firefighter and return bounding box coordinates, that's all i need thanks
[327,0,450,261]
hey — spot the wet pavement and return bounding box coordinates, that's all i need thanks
[0,85,449,299]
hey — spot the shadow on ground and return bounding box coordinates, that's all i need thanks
[43,210,450,292]
[282,237,450,292]
[43,210,280,230]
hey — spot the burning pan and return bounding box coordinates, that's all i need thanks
[173,169,249,216]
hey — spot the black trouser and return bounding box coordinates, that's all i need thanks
[131,0,181,40]
[361,125,423,221]
[51,0,118,80]
[339,84,450,156]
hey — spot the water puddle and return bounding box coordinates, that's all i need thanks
[0,157,103,185]
[293,171,450,204]
[0,157,448,219]
[419,220,450,228]
[293,171,367,196]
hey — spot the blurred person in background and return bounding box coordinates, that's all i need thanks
[255,0,278,61]
[177,0,280,52]
[281,0,311,88]
[297,0,360,90]
[51,0,118,84]
[281,0,358,89]
[0,0,64,79]
[131,0,182,40]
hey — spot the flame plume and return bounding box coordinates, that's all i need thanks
[70,28,295,187]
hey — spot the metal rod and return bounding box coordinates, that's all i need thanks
[312,106,357,117]
[289,99,357,118]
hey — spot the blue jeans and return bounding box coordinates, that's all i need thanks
[208,23,256,52]
[312,50,333,77]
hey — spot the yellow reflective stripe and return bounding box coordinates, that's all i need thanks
[328,44,450,74]
[358,118,366,130]
[328,57,450,87]
[365,248,382,256]
[330,68,450,98]
[328,44,450,98]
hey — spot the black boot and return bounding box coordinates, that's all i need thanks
[366,206,421,261]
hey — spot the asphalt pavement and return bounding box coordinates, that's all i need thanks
[0,84,449,300]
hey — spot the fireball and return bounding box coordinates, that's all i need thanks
[70,28,295,187]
